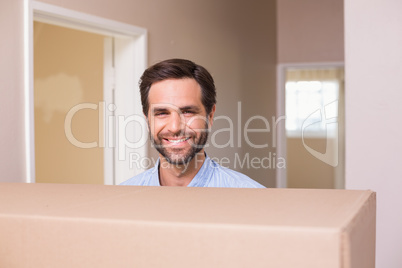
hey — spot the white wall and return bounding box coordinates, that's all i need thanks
[345,0,402,267]
[0,0,26,182]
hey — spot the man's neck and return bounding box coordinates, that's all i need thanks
[158,152,206,186]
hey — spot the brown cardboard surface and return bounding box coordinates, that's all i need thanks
[0,183,375,268]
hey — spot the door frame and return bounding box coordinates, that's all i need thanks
[25,0,148,184]
[276,62,344,188]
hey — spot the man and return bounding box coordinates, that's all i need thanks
[121,59,264,188]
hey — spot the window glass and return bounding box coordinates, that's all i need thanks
[286,80,339,137]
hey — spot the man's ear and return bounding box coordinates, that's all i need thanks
[208,105,216,127]
[144,113,149,132]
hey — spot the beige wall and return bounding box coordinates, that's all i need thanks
[0,0,277,187]
[345,0,402,267]
[0,0,26,182]
[277,0,344,63]
[34,22,104,184]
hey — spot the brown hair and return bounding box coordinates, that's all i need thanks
[139,59,217,116]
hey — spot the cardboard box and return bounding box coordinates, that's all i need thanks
[0,183,375,268]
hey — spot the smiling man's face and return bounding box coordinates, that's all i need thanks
[147,78,215,165]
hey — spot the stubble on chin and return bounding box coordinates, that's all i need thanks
[148,121,210,166]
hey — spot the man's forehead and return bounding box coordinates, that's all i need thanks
[149,78,200,93]
[148,78,203,106]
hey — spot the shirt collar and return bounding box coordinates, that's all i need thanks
[153,154,214,187]
[149,159,161,186]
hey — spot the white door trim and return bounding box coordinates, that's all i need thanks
[103,37,115,185]
[276,62,344,188]
[32,1,147,37]
[24,0,35,183]
[25,1,148,184]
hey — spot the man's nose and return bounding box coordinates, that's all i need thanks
[167,112,184,134]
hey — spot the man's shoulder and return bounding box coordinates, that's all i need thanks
[206,159,265,188]
[119,168,156,186]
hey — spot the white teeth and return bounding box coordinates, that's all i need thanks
[168,137,189,143]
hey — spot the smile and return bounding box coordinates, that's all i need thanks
[166,137,191,143]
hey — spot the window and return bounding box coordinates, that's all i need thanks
[285,68,343,138]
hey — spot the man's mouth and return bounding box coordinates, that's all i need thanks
[164,137,191,144]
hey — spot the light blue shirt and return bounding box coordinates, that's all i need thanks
[120,154,265,188]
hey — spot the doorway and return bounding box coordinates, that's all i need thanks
[34,21,104,184]
[29,1,147,185]
[276,63,345,189]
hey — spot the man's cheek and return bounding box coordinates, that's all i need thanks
[187,117,205,129]
[149,119,162,133]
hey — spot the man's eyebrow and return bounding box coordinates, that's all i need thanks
[151,107,169,113]
[180,106,201,112]
[151,105,201,113]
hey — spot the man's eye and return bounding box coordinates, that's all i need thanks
[183,110,194,114]
[155,112,168,116]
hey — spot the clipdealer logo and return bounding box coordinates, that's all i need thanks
[63,101,341,168]
[301,100,339,167]
[63,102,287,169]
